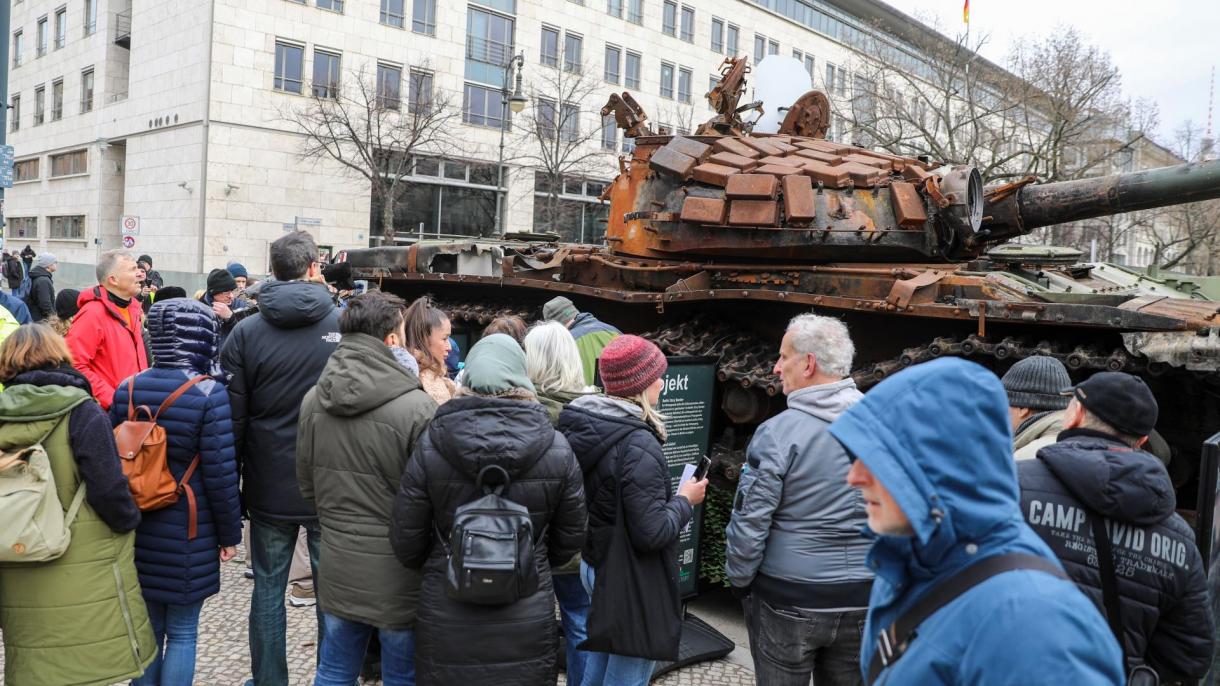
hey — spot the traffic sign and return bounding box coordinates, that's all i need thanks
[122,235,136,249]
[0,145,14,189]
[120,215,140,235]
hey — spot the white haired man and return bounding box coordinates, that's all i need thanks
[725,313,873,686]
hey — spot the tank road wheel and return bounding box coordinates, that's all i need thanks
[778,90,831,139]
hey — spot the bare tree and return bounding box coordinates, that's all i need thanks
[512,58,615,238]
[1145,121,1220,271]
[284,63,463,243]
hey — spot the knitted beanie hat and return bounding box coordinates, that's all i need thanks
[55,288,80,321]
[227,262,249,280]
[599,334,667,398]
[542,296,579,323]
[1001,356,1071,411]
[33,252,57,269]
[206,268,238,295]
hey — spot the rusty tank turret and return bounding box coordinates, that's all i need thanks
[345,56,1220,558]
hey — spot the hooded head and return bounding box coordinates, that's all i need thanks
[146,299,220,371]
[830,358,1051,580]
[462,333,536,397]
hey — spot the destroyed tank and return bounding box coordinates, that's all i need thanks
[346,56,1220,525]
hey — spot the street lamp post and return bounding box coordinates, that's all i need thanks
[494,52,527,236]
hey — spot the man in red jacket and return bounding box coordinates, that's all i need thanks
[66,249,148,409]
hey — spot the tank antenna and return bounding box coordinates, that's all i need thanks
[1204,65,1216,161]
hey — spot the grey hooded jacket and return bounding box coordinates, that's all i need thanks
[725,378,874,608]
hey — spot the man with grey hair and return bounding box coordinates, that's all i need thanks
[66,249,147,408]
[725,313,872,686]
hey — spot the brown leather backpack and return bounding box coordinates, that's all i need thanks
[113,374,209,538]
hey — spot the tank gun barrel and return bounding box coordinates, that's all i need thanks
[982,158,1220,243]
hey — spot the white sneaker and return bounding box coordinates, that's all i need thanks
[287,584,316,607]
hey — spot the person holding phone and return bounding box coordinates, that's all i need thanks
[558,335,707,686]
[725,314,873,686]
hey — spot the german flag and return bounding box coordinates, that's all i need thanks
[963,0,970,24]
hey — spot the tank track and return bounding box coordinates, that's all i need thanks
[434,299,1175,391]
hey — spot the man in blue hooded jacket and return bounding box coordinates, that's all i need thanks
[829,357,1124,685]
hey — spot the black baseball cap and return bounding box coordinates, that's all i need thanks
[1061,371,1158,437]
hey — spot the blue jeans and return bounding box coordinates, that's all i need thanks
[248,517,322,686]
[315,612,415,686]
[132,599,205,686]
[579,561,656,686]
[554,571,592,684]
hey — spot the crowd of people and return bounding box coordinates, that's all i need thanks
[0,231,1214,686]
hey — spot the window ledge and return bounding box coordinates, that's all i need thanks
[49,172,89,180]
[13,179,40,185]
[46,239,88,246]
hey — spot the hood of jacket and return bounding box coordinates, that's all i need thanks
[28,265,53,282]
[76,285,141,326]
[427,394,556,480]
[0,366,93,421]
[257,280,336,330]
[569,311,620,338]
[146,299,219,373]
[316,333,424,416]
[829,358,1054,587]
[559,394,652,473]
[786,377,863,423]
[1036,430,1175,526]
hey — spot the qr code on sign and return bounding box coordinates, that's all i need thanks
[683,549,694,564]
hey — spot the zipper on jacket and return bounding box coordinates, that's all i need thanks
[112,562,144,665]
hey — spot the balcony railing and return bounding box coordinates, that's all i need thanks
[465,36,512,66]
[115,9,131,48]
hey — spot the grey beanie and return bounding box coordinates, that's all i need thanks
[542,296,579,324]
[33,252,57,269]
[1001,356,1071,411]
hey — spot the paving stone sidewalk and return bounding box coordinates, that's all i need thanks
[1,547,754,685]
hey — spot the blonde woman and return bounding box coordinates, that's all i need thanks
[525,321,597,425]
[557,335,707,685]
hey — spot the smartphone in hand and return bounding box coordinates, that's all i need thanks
[692,455,712,481]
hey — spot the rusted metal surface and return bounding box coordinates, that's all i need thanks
[692,162,739,187]
[726,174,778,199]
[886,270,947,309]
[668,136,712,161]
[680,196,728,224]
[713,138,761,159]
[778,90,831,139]
[600,92,653,139]
[708,151,760,171]
[890,181,929,228]
[728,199,780,226]
[649,146,697,179]
[782,175,816,223]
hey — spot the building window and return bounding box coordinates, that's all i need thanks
[536,98,556,138]
[604,45,621,84]
[662,1,676,36]
[679,5,694,42]
[377,63,401,109]
[34,86,44,125]
[54,8,67,50]
[825,63,846,96]
[601,114,616,151]
[8,217,38,239]
[792,48,802,61]
[624,51,641,90]
[563,33,582,73]
[726,24,739,55]
[14,158,38,182]
[9,95,19,132]
[84,0,97,35]
[412,0,436,35]
[50,149,87,176]
[274,41,305,94]
[660,62,674,99]
[753,34,764,63]
[318,0,344,12]
[463,83,504,128]
[380,0,405,28]
[804,54,815,80]
[466,8,514,67]
[677,67,691,103]
[560,102,579,142]
[37,17,48,58]
[627,0,643,24]
[49,215,85,239]
[51,79,63,121]
[409,69,433,115]
[80,68,94,113]
[12,30,22,68]
[622,135,635,154]
[708,74,718,94]
[533,173,611,243]
[607,0,622,18]
[540,26,559,67]
[710,18,723,53]
[372,157,501,239]
[312,50,341,98]
[768,39,778,55]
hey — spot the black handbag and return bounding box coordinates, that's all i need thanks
[578,454,683,661]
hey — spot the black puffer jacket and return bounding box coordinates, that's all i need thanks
[26,265,55,321]
[218,280,340,522]
[390,395,586,686]
[557,394,693,569]
[1019,429,1214,681]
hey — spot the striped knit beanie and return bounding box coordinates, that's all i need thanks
[599,334,667,398]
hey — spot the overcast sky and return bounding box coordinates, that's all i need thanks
[879,0,1218,147]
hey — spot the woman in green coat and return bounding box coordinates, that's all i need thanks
[0,324,156,686]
